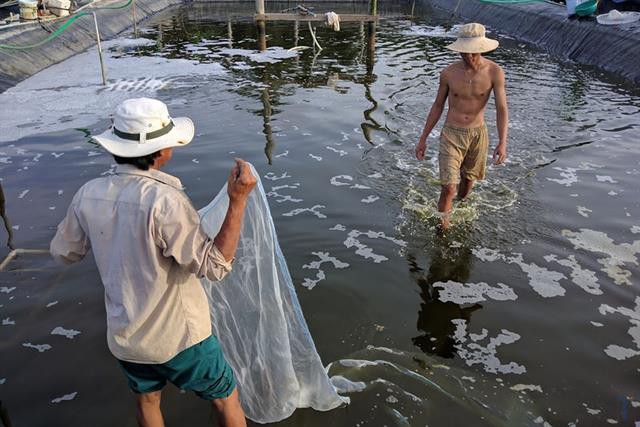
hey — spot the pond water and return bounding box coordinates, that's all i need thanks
[0,2,639,426]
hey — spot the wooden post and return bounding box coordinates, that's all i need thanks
[228,20,233,48]
[411,0,416,17]
[294,20,299,47]
[369,0,377,16]
[256,0,265,15]
[92,12,107,86]
[132,0,138,38]
[257,20,267,51]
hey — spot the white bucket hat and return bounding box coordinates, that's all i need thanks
[446,23,499,54]
[596,10,640,25]
[93,98,195,158]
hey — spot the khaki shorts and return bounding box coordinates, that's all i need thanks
[439,124,489,185]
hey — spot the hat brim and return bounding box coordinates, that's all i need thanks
[446,38,499,54]
[93,116,195,158]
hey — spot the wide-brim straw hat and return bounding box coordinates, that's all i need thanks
[596,10,640,25]
[446,23,499,54]
[93,97,195,158]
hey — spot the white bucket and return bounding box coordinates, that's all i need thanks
[19,0,38,20]
[47,0,71,17]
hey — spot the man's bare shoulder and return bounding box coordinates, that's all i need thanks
[485,59,505,77]
[442,60,463,76]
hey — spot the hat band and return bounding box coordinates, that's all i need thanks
[113,120,175,142]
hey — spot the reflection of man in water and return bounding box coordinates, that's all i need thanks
[410,244,481,358]
[415,23,509,229]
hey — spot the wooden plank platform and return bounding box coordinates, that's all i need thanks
[255,13,377,22]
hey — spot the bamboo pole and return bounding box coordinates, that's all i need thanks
[92,12,107,86]
[257,20,266,51]
[132,0,138,38]
[256,0,265,15]
[369,0,377,16]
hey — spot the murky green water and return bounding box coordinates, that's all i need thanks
[1,2,639,426]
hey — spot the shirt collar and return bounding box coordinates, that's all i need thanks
[115,164,184,190]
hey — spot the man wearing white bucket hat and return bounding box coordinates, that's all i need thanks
[415,23,509,230]
[51,98,255,427]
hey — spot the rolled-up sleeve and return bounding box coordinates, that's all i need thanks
[50,200,90,265]
[154,197,233,282]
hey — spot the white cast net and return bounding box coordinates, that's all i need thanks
[198,164,349,424]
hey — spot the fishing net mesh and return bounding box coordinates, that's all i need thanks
[198,164,348,423]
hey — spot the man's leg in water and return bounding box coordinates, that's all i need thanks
[438,184,458,229]
[457,177,475,200]
[211,389,247,427]
[136,391,164,427]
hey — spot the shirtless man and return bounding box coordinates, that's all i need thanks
[415,23,509,229]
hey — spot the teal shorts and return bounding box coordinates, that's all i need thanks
[118,335,236,401]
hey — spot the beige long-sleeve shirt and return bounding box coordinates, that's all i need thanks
[50,165,232,364]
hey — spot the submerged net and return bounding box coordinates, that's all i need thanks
[198,164,349,424]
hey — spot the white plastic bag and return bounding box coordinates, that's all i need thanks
[198,164,348,423]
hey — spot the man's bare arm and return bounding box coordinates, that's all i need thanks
[492,65,508,165]
[416,70,449,161]
[213,159,257,261]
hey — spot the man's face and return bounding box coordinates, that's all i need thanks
[461,53,481,68]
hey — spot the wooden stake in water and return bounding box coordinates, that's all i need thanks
[132,0,138,38]
[369,0,377,16]
[92,12,107,86]
[255,0,265,15]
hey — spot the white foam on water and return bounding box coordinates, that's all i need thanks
[51,392,77,404]
[330,175,353,187]
[452,319,526,375]
[271,183,299,191]
[326,146,348,156]
[0,37,226,143]
[590,321,604,327]
[606,419,619,424]
[386,395,399,404]
[339,359,381,368]
[274,150,289,158]
[0,287,16,294]
[218,47,298,63]
[342,230,406,264]
[562,228,640,286]
[402,24,463,38]
[46,301,58,308]
[461,376,476,383]
[22,343,52,352]
[0,378,5,385]
[577,206,592,218]
[368,172,383,179]
[264,172,291,181]
[51,326,81,339]
[330,375,366,393]
[506,253,566,298]
[303,252,350,270]
[361,195,379,204]
[330,224,347,232]
[266,191,302,204]
[309,154,323,161]
[544,254,602,295]
[301,270,326,290]
[434,281,518,304]
[598,297,640,361]
[17,190,29,199]
[2,318,15,326]
[631,226,640,234]
[472,247,505,263]
[596,175,618,184]
[510,384,543,393]
[282,205,327,219]
[583,403,601,415]
[546,163,603,187]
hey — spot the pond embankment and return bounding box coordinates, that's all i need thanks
[420,0,640,84]
[0,0,181,92]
